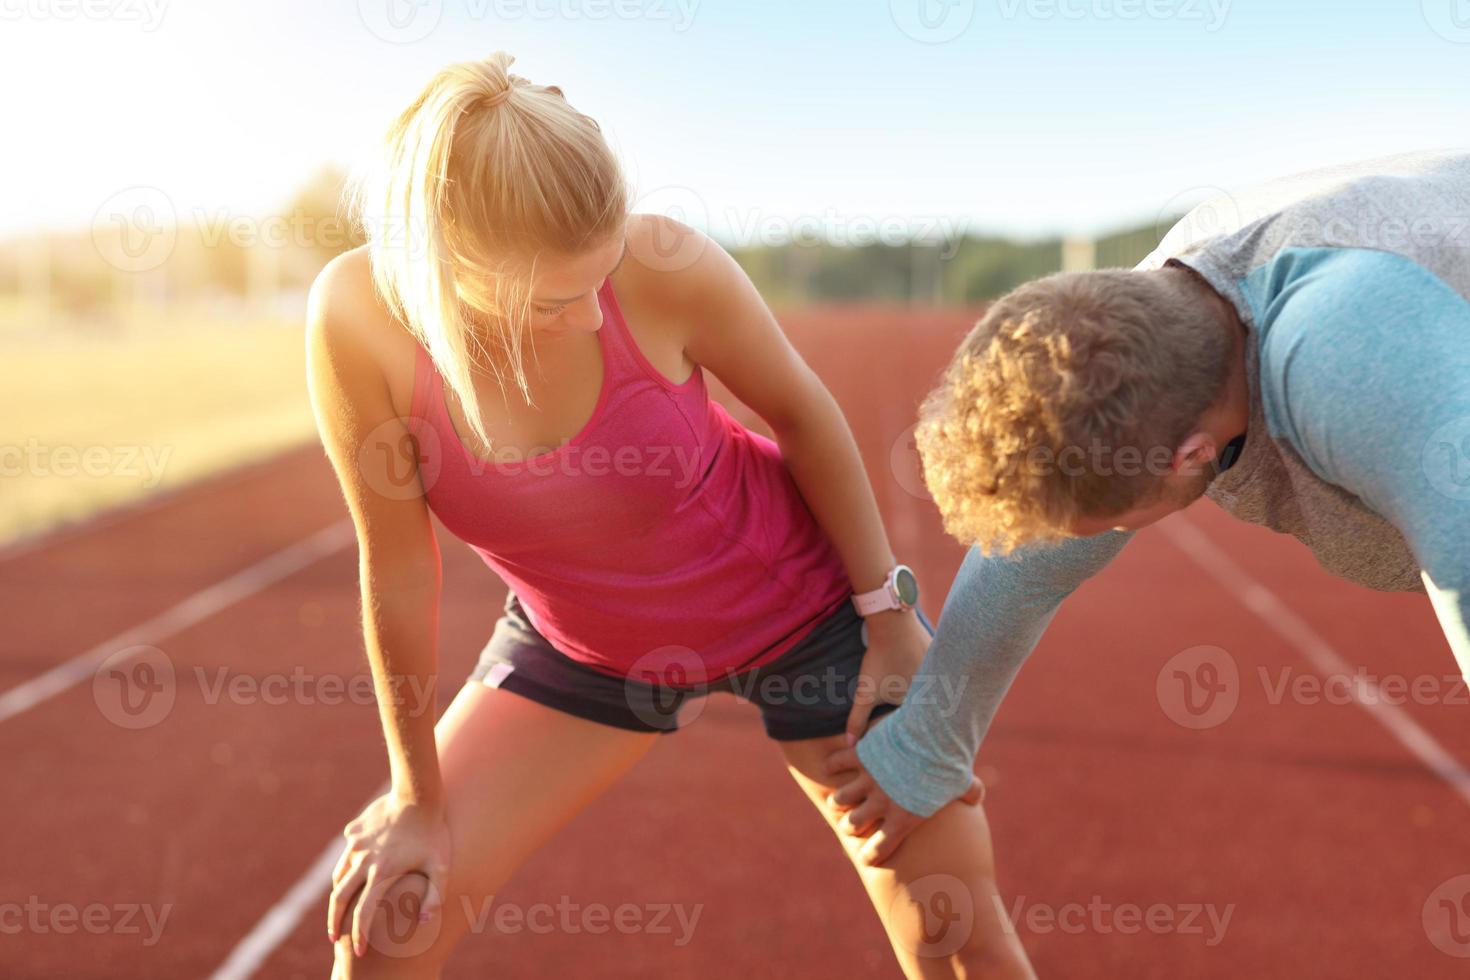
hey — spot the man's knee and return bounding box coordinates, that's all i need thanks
[948,932,1030,980]
[888,874,1030,979]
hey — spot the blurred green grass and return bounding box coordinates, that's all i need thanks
[0,306,316,549]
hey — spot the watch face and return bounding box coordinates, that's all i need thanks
[893,567,919,607]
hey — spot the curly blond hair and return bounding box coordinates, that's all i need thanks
[917,269,1231,554]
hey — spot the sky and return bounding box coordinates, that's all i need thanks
[3,0,1467,244]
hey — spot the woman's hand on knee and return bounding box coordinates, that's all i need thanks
[328,793,453,957]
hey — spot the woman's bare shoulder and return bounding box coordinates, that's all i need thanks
[307,245,421,417]
[611,215,716,378]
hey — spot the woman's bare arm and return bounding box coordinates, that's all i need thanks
[306,250,445,807]
[627,217,930,740]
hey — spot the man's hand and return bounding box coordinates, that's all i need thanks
[824,746,984,866]
[844,609,931,745]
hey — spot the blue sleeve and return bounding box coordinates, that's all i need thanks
[855,531,1131,817]
[1253,249,1470,680]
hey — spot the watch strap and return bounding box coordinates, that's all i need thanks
[851,583,899,616]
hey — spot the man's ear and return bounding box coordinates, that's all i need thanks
[1171,432,1219,476]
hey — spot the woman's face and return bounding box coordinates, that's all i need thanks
[525,230,628,337]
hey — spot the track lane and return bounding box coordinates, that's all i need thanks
[5,306,1467,978]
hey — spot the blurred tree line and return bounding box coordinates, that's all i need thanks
[728,221,1166,307]
[0,164,1171,327]
[0,167,366,326]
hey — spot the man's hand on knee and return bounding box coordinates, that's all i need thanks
[824,746,984,866]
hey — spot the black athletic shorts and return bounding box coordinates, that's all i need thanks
[467,591,936,741]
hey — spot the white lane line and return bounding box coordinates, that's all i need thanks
[0,520,355,724]
[0,446,314,566]
[1161,517,1470,807]
[210,778,392,980]
[207,837,343,980]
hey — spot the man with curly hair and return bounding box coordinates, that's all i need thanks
[826,150,1470,864]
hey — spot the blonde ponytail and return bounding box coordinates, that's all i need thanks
[349,51,628,450]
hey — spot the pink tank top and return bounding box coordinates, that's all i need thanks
[406,280,853,683]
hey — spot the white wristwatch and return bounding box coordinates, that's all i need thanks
[851,564,919,617]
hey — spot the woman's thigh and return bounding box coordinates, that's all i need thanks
[780,735,1036,980]
[333,682,658,978]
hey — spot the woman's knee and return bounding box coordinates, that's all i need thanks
[331,871,456,979]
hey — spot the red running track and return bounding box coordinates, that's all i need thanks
[2,306,1468,979]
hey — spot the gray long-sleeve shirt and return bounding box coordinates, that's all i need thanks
[858,151,1470,816]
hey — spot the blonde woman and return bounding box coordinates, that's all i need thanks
[308,52,1033,979]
